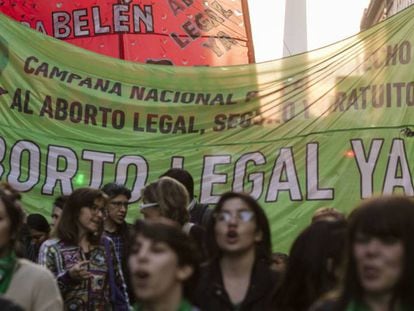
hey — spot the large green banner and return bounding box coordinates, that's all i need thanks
[1,7,414,251]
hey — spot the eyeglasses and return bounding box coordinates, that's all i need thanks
[110,201,130,208]
[139,202,159,210]
[86,204,107,216]
[215,210,255,223]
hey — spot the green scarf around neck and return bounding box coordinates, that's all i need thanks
[346,300,407,311]
[0,251,17,294]
[133,298,194,311]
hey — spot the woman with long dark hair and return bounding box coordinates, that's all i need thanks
[271,220,347,311]
[194,191,278,310]
[311,195,414,311]
[39,187,129,310]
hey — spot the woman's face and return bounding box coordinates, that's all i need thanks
[353,233,404,296]
[214,197,262,255]
[77,198,105,235]
[128,234,191,302]
[0,199,11,255]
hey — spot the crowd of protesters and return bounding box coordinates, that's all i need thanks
[0,169,413,311]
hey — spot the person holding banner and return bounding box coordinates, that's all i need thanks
[310,195,414,311]
[38,187,129,310]
[194,192,278,311]
[0,189,62,311]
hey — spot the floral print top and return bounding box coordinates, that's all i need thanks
[39,237,129,310]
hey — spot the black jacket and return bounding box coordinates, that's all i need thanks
[193,259,279,311]
[189,200,212,228]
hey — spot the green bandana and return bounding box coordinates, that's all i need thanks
[133,298,194,311]
[346,300,408,311]
[0,251,16,294]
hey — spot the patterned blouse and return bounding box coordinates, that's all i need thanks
[38,237,129,310]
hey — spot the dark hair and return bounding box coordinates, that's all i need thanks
[53,195,69,209]
[160,168,194,199]
[0,297,24,311]
[27,213,51,234]
[141,177,189,226]
[205,191,272,263]
[129,220,201,299]
[0,182,22,202]
[338,195,414,309]
[56,188,107,245]
[272,252,289,264]
[272,220,347,311]
[312,207,345,223]
[0,190,24,250]
[101,183,132,200]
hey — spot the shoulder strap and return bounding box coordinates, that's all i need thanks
[192,203,209,225]
[103,237,116,303]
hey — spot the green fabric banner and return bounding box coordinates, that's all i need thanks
[1,7,414,251]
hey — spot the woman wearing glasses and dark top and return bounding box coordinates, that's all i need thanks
[39,187,130,310]
[193,191,279,311]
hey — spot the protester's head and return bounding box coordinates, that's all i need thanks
[0,182,22,202]
[341,195,414,307]
[101,183,131,226]
[0,182,25,220]
[270,252,289,274]
[206,192,272,262]
[160,168,195,200]
[51,195,68,228]
[128,220,200,305]
[0,190,25,257]
[140,177,189,226]
[27,213,50,247]
[272,220,347,311]
[312,207,345,223]
[56,188,107,244]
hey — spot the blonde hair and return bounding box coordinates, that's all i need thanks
[141,176,190,226]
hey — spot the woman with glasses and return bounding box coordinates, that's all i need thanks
[39,187,129,310]
[193,191,279,311]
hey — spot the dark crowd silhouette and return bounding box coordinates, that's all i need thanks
[0,168,413,311]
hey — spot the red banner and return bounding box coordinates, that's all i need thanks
[0,0,254,66]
